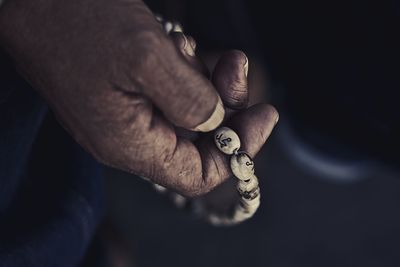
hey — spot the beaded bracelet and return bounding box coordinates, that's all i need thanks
[152,127,261,226]
[206,127,260,225]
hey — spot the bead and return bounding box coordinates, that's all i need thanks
[237,175,259,194]
[164,21,173,33]
[214,127,241,155]
[241,194,260,207]
[233,208,253,221]
[171,193,187,208]
[241,187,260,200]
[153,183,167,193]
[242,199,260,214]
[208,214,230,226]
[230,152,255,180]
[172,22,183,33]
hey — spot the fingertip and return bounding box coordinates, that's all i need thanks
[191,94,225,132]
[220,50,248,75]
[229,103,279,156]
[212,50,249,109]
[259,103,279,125]
[229,50,248,67]
[248,103,279,137]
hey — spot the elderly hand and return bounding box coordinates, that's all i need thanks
[0,0,278,196]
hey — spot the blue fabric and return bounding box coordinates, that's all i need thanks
[0,52,105,266]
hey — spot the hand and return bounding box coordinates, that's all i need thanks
[0,0,278,196]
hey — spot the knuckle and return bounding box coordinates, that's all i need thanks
[220,84,248,108]
[159,144,176,169]
[230,76,248,92]
[128,30,168,78]
[229,84,248,99]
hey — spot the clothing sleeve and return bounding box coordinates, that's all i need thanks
[0,55,105,267]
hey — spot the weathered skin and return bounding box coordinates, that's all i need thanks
[0,0,278,196]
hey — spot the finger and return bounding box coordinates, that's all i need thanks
[193,103,279,190]
[169,31,195,57]
[169,32,209,76]
[187,36,196,51]
[136,33,224,132]
[212,50,249,109]
[229,103,279,157]
[136,103,279,197]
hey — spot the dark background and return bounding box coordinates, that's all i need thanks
[103,1,400,267]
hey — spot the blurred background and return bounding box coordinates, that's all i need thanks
[89,0,400,266]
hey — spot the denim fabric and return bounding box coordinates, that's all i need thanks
[0,52,104,266]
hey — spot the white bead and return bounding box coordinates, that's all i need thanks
[233,208,253,221]
[230,152,255,180]
[172,22,183,32]
[237,175,259,194]
[214,127,241,155]
[153,183,167,193]
[242,200,260,213]
[241,194,260,207]
[240,187,260,201]
[171,193,187,208]
[164,21,173,33]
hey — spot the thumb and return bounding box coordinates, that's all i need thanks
[136,30,224,132]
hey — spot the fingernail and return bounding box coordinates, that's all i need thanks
[192,95,225,132]
[181,34,195,56]
[244,55,249,78]
[274,113,279,126]
[184,36,195,56]
[185,44,195,56]
[181,34,189,51]
[172,22,183,33]
[187,36,197,51]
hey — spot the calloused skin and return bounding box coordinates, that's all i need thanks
[0,0,278,197]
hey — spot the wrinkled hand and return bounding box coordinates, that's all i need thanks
[0,0,278,196]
